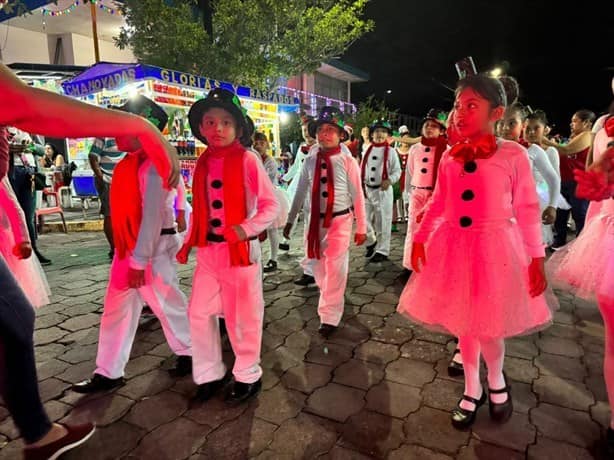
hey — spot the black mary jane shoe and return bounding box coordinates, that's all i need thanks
[72,373,125,394]
[318,323,338,338]
[294,274,316,286]
[192,375,230,403]
[224,379,262,405]
[263,260,278,273]
[606,427,614,458]
[451,389,487,430]
[447,348,464,377]
[488,372,513,423]
[168,355,192,378]
[365,242,377,258]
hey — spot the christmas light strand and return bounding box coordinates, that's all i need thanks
[42,0,121,17]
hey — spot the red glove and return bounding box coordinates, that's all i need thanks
[416,212,425,224]
[528,257,547,297]
[354,233,367,246]
[258,231,268,242]
[176,244,190,264]
[411,242,426,273]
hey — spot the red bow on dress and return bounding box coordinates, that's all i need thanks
[448,134,497,163]
[605,116,614,137]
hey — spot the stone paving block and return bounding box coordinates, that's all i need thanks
[354,340,400,364]
[389,444,453,460]
[36,358,71,380]
[385,313,414,330]
[400,340,447,363]
[281,362,333,393]
[39,376,71,402]
[62,421,146,460]
[534,352,587,381]
[586,374,609,403]
[254,384,306,424]
[360,301,397,317]
[541,323,580,340]
[472,410,536,452]
[434,358,466,383]
[584,351,605,376]
[307,383,365,423]
[124,355,165,379]
[580,334,606,355]
[530,403,601,448]
[346,293,375,306]
[293,304,319,322]
[403,406,470,454]
[283,329,312,350]
[268,413,338,458]
[117,368,175,401]
[510,381,538,414]
[411,327,452,345]
[130,417,207,459]
[266,314,306,337]
[372,292,399,305]
[527,435,595,460]
[306,342,353,368]
[365,380,421,418]
[34,312,69,330]
[61,394,135,427]
[59,328,100,346]
[124,391,188,431]
[590,400,610,429]
[352,313,385,331]
[325,445,374,460]
[339,409,404,458]
[128,339,158,359]
[44,400,72,422]
[35,343,68,362]
[354,282,387,296]
[147,341,173,357]
[184,397,248,429]
[505,337,539,359]
[371,324,413,345]
[34,326,69,345]
[421,378,465,412]
[457,439,525,460]
[503,356,538,384]
[533,375,595,411]
[0,417,18,440]
[0,439,22,460]
[57,343,98,364]
[59,313,102,332]
[385,357,436,387]
[537,336,584,358]
[250,450,294,460]
[333,359,384,390]
[326,321,371,347]
[262,346,304,373]
[553,310,576,325]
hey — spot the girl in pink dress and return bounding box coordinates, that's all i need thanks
[548,117,614,455]
[397,74,554,430]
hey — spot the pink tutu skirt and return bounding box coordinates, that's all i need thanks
[548,198,614,302]
[398,219,556,339]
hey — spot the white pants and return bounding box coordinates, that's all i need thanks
[365,187,394,256]
[267,227,279,262]
[96,235,191,379]
[189,242,264,385]
[299,211,315,277]
[310,213,353,326]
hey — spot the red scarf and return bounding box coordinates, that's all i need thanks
[110,151,144,260]
[605,116,614,137]
[517,138,530,148]
[179,141,250,266]
[307,146,340,259]
[449,134,497,163]
[421,135,448,187]
[0,128,8,180]
[361,142,390,187]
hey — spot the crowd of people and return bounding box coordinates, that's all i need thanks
[1,57,613,459]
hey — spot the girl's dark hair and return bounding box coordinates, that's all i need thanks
[456,74,519,108]
[507,102,528,121]
[527,110,548,126]
[253,132,268,142]
[574,109,596,125]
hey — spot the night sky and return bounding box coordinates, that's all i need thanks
[343,0,614,135]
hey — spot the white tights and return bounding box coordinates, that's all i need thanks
[267,227,279,263]
[458,336,507,410]
[598,294,614,429]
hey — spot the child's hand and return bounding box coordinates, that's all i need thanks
[224,225,247,243]
[416,212,425,224]
[128,268,146,289]
[541,206,556,225]
[354,233,367,246]
[176,211,187,233]
[283,223,293,240]
[381,179,391,191]
[13,242,32,260]
[528,257,547,297]
[411,242,426,273]
[176,245,190,264]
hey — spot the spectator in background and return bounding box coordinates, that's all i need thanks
[88,137,127,259]
[40,143,64,169]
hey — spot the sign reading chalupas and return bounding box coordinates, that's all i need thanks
[62,63,299,105]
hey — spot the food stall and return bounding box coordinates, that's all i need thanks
[61,62,300,196]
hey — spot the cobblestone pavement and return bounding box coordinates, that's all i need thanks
[0,226,608,459]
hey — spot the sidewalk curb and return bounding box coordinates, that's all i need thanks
[42,220,104,233]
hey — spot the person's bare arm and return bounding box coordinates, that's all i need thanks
[0,63,179,187]
[543,131,592,157]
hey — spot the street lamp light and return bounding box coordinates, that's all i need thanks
[490,67,503,78]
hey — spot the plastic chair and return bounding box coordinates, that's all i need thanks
[36,188,67,233]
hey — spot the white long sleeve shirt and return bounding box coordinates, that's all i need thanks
[288,148,367,235]
[361,143,402,186]
[526,143,560,208]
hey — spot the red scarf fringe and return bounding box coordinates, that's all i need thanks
[111,152,143,260]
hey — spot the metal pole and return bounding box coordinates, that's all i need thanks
[90,1,101,63]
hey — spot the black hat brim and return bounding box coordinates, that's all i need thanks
[118,96,168,133]
[308,120,348,142]
[368,124,393,137]
[422,117,447,130]
[188,98,249,145]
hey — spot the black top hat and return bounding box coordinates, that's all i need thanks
[423,109,448,130]
[369,118,393,137]
[118,95,168,133]
[188,88,249,145]
[307,106,348,141]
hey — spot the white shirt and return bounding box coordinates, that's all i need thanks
[526,143,560,208]
[361,143,402,187]
[288,147,367,235]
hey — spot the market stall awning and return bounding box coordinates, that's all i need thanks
[62,62,300,105]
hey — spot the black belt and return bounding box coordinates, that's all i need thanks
[365,184,381,189]
[410,185,433,191]
[319,208,351,218]
[207,233,258,243]
[160,228,177,235]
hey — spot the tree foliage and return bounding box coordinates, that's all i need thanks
[115,0,373,89]
[348,95,397,133]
